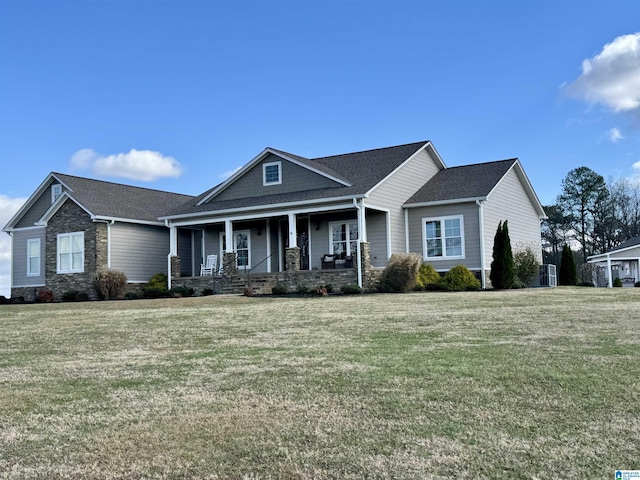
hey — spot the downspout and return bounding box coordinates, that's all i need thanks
[353,198,363,288]
[404,208,409,253]
[477,200,486,289]
[107,220,114,269]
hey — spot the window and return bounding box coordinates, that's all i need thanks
[263,161,281,185]
[57,232,84,273]
[329,221,358,257]
[423,215,464,259]
[27,238,41,276]
[51,184,62,203]
[219,230,251,269]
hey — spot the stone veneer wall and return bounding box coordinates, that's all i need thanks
[45,200,108,300]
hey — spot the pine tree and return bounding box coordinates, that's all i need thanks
[559,245,578,285]
[490,221,515,289]
[490,221,503,288]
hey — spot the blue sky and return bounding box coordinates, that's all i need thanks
[1,0,639,296]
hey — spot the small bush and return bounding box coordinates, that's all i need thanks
[62,290,79,302]
[147,272,168,291]
[36,288,54,303]
[143,287,169,299]
[341,284,363,295]
[0,295,8,304]
[169,285,194,298]
[578,282,595,287]
[439,265,481,292]
[613,277,623,288]
[317,286,328,296]
[201,288,214,296]
[94,269,127,300]
[511,279,526,289]
[272,283,287,295]
[635,281,640,288]
[11,296,25,304]
[416,263,441,289]
[379,253,422,293]
[323,284,334,294]
[296,285,309,294]
[514,246,539,287]
[125,292,140,300]
[243,287,255,297]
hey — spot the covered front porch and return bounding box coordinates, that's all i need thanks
[589,258,639,288]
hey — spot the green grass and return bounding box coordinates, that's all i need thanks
[0,288,638,479]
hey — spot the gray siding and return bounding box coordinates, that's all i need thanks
[366,210,388,267]
[15,179,68,228]
[177,230,193,276]
[11,228,46,287]
[483,168,542,263]
[110,223,170,282]
[407,202,481,271]
[212,154,342,202]
[367,148,441,254]
[609,245,640,260]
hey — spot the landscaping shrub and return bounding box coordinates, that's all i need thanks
[201,288,214,296]
[559,245,578,286]
[340,284,363,295]
[36,288,54,303]
[94,269,127,300]
[62,290,79,302]
[439,265,481,292]
[296,285,310,294]
[0,295,8,304]
[635,281,640,288]
[143,287,169,299]
[416,263,440,289]
[272,283,287,295]
[125,292,140,300]
[613,277,623,288]
[511,279,526,289]
[323,284,334,293]
[514,246,539,287]
[316,286,328,296]
[379,253,422,292]
[243,287,255,297]
[490,221,514,289]
[147,272,168,291]
[578,282,595,287]
[169,285,194,298]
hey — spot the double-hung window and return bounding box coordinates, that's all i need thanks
[57,232,84,273]
[329,221,358,257]
[27,238,41,276]
[51,184,62,203]
[423,215,464,259]
[263,161,282,186]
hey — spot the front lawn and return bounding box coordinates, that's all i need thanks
[0,288,638,478]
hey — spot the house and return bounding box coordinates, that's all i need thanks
[3,140,547,299]
[587,237,640,287]
[160,140,546,292]
[3,173,193,301]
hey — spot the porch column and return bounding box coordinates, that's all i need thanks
[168,225,178,290]
[288,213,297,248]
[607,254,612,288]
[224,220,233,253]
[358,199,367,242]
[266,218,271,273]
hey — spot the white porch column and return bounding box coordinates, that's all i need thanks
[607,254,612,288]
[169,225,178,255]
[266,218,272,273]
[224,220,233,253]
[288,213,297,248]
[358,199,367,242]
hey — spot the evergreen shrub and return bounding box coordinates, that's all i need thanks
[379,253,422,292]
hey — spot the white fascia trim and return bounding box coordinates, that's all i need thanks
[3,172,73,230]
[404,197,485,208]
[91,216,166,226]
[168,202,358,228]
[162,194,366,222]
[588,251,640,262]
[487,160,547,219]
[362,202,391,213]
[35,192,94,226]
[196,148,353,206]
[3,225,46,232]
[13,283,46,288]
[367,142,441,196]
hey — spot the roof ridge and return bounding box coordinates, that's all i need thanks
[311,140,429,161]
[443,158,517,170]
[53,172,194,197]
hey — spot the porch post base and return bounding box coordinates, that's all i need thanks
[285,247,301,272]
[170,256,181,279]
[223,252,237,274]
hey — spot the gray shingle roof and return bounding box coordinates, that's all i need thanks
[167,141,430,216]
[404,159,516,205]
[54,173,194,223]
[610,236,640,252]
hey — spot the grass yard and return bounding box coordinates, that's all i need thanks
[0,288,638,479]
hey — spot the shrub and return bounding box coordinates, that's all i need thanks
[143,287,169,299]
[613,277,623,287]
[511,279,526,289]
[169,285,194,298]
[340,284,363,295]
[243,287,255,297]
[296,285,309,294]
[323,284,334,293]
[94,269,127,300]
[36,288,54,303]
[0,295,8,304]
[635,281,640,288]
[416,263,440,289]
[201,288,214,296]
[147,272,168,291]
[490,221,514,289]
[439,265,481,292]
[514,246,539,287]
[559,245,578,286]
[578,282,595,287]
[62,290,79,302]
[11,296,25,304]
[125,292,140,300]
[317,286,328,296]
[272,283,287,295]
[379,253,422,292]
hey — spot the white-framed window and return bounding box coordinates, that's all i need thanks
[422,215,465,260]
[263,161,282,186]
[329,221,358,257]
[219,230,251,270]
[27,238,41,276]
[57,232,84,273]
[51,184,62,203]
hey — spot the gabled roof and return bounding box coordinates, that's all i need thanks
[165,141,436,218]
[4,172,194,230]
[588,236,640,261]
[403,158,546,218]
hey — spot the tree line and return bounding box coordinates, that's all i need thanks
[542,166,640,269]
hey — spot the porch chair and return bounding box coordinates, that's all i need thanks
[200,254,217,276]
[321,254,337,269]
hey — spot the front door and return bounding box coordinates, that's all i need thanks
[297,217,309,270]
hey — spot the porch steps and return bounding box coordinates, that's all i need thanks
[220,274,279,295]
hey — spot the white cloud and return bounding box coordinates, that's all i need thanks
[608,127,625,143]
[566,32,640,113]
[0,195,28,298]
[218,166,242,180]
[70,148,183,181]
